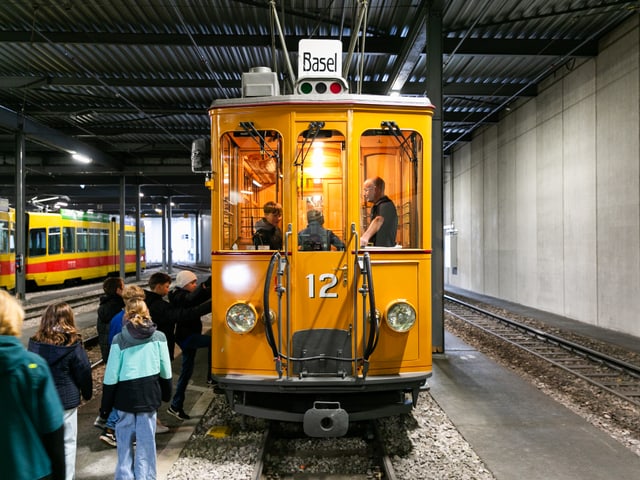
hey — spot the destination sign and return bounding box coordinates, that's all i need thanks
[298,39,342,78]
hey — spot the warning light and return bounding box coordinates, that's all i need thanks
[296,77,348,95]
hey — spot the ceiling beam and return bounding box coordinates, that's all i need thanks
[0,32,598,57]
[0,104,123,169]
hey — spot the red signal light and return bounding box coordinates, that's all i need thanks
[329,82,342,94]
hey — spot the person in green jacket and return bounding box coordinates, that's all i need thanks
[0,289,65,480]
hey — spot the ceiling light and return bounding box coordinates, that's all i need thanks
[72,153,92,164]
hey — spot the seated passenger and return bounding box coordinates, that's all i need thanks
[298,209,345,251]
[253,201,283,250]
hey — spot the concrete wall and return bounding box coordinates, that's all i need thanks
[445,16,640,337]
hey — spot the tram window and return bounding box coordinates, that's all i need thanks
[77,228,88,252]
[63,227,75,253]
[360,128,423,248]
[125,231,136,250]
[219,129,283,249]
[100,229,109,251]
[295,129,346,251]
[28,228,47,257]
[48,227,61,255]
[0,221,7,253]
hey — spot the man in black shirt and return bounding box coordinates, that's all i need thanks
[361,176,398,247]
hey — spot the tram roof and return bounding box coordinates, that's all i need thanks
[211,93,435,110]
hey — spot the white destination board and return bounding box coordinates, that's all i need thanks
[298,39,342,78]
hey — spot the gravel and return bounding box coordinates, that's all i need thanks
[164,387,496,479]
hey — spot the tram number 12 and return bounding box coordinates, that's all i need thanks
[306,273,338,298]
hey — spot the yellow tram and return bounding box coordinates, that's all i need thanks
[0,205,15,291]
[24,209,145,288]
[0,204,145,291]
[204,54,434,436]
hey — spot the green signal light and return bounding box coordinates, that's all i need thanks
[300,82,313,94]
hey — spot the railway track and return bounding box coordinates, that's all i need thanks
[23,291,103,321]
[252,421,397,480]
[444,295,640,408]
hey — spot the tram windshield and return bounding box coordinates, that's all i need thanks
[295,128,346,252]
[219,129,283,250]
[360,127,424,249]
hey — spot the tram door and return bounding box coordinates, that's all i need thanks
[290,123,356,375]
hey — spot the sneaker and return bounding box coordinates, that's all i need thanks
[99,428,117,447]
[156,422,170,434]
[94,415,107,430]
[167,406,190,421]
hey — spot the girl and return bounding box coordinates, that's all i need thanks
[100,297,172,479]
[28,302,92,480]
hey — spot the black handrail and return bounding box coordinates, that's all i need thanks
[262,251,280,359]
[362,252,380,360]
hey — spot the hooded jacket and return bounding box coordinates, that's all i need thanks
[27,338,92,410]
[100,319,172,416]
[144,289,211,359]
[0,335,65,480]
[96,293,124,359]
[168,282,211,346]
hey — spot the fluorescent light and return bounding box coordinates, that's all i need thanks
[72,153,92,164]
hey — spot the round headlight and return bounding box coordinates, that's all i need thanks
[385,301,416,332]
[226,302,257,333]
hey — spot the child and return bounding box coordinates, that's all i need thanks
[100,297,172,479]
[28,302,92,480]
[0,290,66,480]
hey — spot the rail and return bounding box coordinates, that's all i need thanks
[252,420,396,479]
[444,295,640,408]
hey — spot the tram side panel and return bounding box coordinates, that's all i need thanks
[25,210,145,288]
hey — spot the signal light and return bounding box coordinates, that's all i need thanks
[296,77,348,95]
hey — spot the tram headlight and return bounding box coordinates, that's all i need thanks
[226,302,257,333]
[385,300,416,333]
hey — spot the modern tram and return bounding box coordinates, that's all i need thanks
[0,205,146,290]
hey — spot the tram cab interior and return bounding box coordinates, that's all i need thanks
[220,125,425,253]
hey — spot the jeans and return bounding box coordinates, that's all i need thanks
[63,408,77,480]
[171,334,211,410]
[114,410,156,480]
[106,408,119,429]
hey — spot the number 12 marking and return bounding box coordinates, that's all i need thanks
[306,273,339,298]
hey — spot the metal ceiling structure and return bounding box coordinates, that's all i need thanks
[0,0,637,215]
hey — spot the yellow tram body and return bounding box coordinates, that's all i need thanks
[0,207,15,291]
[25,209,145,288]
[207,82,434,436]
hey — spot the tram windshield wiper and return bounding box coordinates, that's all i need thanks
[381,120,418,163]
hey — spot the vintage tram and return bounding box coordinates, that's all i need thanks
[202,45,434,437]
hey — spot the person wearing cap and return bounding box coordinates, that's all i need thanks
[298,209,345,251]
[166,270,212,421]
